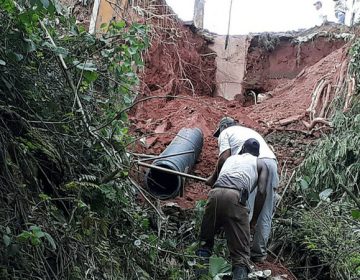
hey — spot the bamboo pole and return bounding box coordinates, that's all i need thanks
[136,161,207,182]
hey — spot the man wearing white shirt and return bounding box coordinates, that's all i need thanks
[313,0,328,25]
[206,117,279,263]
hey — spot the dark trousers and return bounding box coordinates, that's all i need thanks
[199,188,250,268]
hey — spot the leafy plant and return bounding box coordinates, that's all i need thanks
[17,225,56,250]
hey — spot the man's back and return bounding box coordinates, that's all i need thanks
[215,153,258,193]
[218,125,276,160]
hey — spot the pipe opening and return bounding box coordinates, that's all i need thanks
[147,164,181,199]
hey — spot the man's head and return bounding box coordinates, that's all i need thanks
[314,0,322,9]
[213,117,236,137]
[240,138,260,157]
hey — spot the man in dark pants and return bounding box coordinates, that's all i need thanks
[196,139,269,280]
[207,117,279,263]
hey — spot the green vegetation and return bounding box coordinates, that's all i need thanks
[273,40,360,280]
[1,0,360,279]
[0,1,196,279]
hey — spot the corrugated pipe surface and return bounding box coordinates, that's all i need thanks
[146,127,203,199]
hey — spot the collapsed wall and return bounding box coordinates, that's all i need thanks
[141,21,216,98]
[209,35,249,100]
[243,31,349,97]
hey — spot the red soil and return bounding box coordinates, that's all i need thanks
[244,35,346,94]
[128,4,351,213]
[127,4,351,279]
[130,38,348,209]
[130,25,349,207]
[256,259,297,280]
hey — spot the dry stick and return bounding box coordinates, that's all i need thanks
[130,152,158,158]
[136,161,207,182]
[339,183,360,209]
[330,61,349,114]
[311,80,329,120]
[319,84,331,118]
[273,170,295,219]
[307,79,325,117]
[344,76,355,112]
[302,117,332,130]
[249,90,257,105]
[277,114,304,126]
[337,60,349,96]
[128,178,166,220]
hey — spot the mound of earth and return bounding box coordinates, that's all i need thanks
[130,28,350,208]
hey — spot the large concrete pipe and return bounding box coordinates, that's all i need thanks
[146,127,203,199]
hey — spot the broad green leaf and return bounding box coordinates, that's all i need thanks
[83,71,99,82]
[3,234,11,247]
[30,226,45,238]
[351,209,360,220]
[0,59,6,66]
[0,0,15,12]
[17,231,32,241]
[40,0,49,8]
[42,42,69,57]
[14,53,24,61]
[74,61,97,72]
[39,193,51,201]
[29,225,41,231]
[299,178,309,190]
[84,33,96,46]
[44,232,56,250]
[100,23,108,29]
[209,256,231,277]
[101,48,114,58]
[113,20,126,29]
[24,38,37,52]
[319,188,333,201]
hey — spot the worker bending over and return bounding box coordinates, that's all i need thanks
[196,138,268,280]
[207,117,279,263]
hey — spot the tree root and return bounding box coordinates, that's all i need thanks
[319,84,331,118]
[343,76,356,112]
[302,117,332,130]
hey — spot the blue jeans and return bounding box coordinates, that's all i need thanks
[336,11,345,24]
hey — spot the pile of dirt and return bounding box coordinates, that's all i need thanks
[140,3,216,98]
[243,31,348,95]
[130,24,351,209]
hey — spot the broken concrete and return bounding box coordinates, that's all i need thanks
[209,35,249,100]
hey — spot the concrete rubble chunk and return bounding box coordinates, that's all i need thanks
[248,269,272,279]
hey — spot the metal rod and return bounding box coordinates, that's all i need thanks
[137,150,195,162]
[130,152,158,158]
[136,161,207,182]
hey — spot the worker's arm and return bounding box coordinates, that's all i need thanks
[250,159,268,232]
[205,149,231,186]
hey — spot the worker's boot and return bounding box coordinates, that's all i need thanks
[232,265,248,280]
[195,248,211,279]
